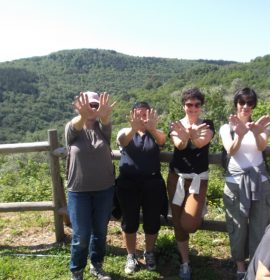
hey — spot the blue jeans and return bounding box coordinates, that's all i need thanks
[68,186,114,272]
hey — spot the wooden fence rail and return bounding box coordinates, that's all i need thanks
[0,130,66,242]
[1,129,270,242]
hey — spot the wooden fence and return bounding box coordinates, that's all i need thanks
[0,129,269,242]
[0,130,65,242]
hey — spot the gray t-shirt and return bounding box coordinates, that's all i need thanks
[65,121,115,192]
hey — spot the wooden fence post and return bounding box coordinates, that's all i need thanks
[48,129,65,242]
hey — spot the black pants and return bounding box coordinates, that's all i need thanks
[116,175,166,234]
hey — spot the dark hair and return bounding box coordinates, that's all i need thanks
[233,87,257,108]
[181,88,204,105]
[132,101,151,110]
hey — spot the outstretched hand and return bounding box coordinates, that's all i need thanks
[188,123,210,140]
[229,114,249,137]
[127,110,145,132]
[229,114,270,136]
[144,109,159,132]
[247,115,270,135]
[170,121,189,141]
[73,92,98,120]
[97,92,116,123]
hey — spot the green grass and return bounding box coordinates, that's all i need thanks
[0,154,233,280]
[0,210,236,280]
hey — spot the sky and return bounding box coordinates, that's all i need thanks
[1,0,270,63]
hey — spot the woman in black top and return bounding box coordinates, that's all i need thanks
[116,102,167,275]
[167,88,214,280]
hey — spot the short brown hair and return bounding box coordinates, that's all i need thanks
[181,88,204,105]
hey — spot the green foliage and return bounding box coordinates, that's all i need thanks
[0,49,214,143]
[156,229,179,266]
[1,50,269,280]
[207,166,225,207]
[252,100,270,121]
[202,87,232,152]
[1,48,269,144]
[0,154,52,202]
[1,48,270,222]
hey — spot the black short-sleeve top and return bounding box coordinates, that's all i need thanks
[117,129,161,177]
[169,119,215,174]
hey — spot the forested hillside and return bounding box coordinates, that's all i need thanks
[0,48,269,144]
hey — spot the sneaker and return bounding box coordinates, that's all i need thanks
[71,268,84,280]
[143,251,157,271]
[90,263,111,280]
[236,271,246,280]
[124,253,138,274]
[179,263,191,280]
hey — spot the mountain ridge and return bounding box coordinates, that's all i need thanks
[0,48,269,143]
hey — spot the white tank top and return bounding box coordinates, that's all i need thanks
[219,124,266,183]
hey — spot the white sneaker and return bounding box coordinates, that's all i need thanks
[124,254,138,274]
[90,263,111,280]
[179,263,191,280]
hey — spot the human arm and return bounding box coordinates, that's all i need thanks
[169,121,190,150]
[255,261,270,280]
[117,110,144,147]
[250,225,270,280]
[188,122,213,149]
[221,115,248,156]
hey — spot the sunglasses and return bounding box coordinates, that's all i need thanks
[89,103,99,109]
[185,102,201,108]
[238,100,254,107]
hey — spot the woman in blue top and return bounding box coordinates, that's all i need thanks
[116,101,167,275]
[167,88,214,280]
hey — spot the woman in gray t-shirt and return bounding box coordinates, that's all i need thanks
[65,91,115,280]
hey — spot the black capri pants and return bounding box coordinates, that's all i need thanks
[116,174,166,235]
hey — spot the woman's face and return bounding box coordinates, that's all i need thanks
[236,95,255,118]
[183,98,202,118]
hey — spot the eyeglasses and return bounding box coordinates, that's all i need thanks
[185,102,201,108]
[238,100,254,107]
[89,103,99,109]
